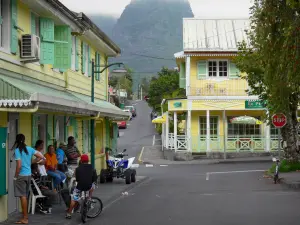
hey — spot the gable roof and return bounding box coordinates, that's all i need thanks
[183,18,250,52]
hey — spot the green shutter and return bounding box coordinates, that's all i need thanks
[32,114,39,147]
[31,13,36,35]
[10,0,18,54]
[229,61,240,79]
[75,37,79,71]
[112,123,118,151]
[47,115,54,147]
[105,119,110,148]
[64,116,67,142]
[54,25,71,70]
[95,52,101,81]
[81,42,86,74]
[197,60,207,79]
[72,118,78,139]
[40,17,54,65]
[88,46,91,77]
[88,122,91,153]
[97,53,101,80]
[179,62,186,89]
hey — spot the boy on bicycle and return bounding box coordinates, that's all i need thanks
[66,154,97,219]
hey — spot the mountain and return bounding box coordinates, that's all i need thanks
[111,0,194,91]
[89,14,117,37]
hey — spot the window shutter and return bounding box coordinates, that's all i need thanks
[73,118,78,139]
[31,13,36,35]
[229,61,240,79]
[81,42,86,74]
[88,46,91,77]
[40,18,54,65]
[32,114,39,147]
[179,62,186,89]
[54,25,71,70]
[197,60,207,79]
[75,37,79,71]
[47,115,54,147]
[105,119,110,148]
[10,0,18,54]
[98,53,101,80]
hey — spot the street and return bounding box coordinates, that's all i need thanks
[91,101,300,225]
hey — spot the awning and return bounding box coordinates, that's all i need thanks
[0,75,129,119]
[152,113,167,124]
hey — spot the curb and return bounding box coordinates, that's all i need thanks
[216,159,273,164]
[266,172,300,190]
[138,147,144,164]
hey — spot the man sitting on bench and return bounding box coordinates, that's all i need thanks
[31,163,56,214]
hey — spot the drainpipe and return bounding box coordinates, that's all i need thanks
[0,102,39,113]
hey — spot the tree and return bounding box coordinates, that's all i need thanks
[148,67,185,112]
[235,0,300,161]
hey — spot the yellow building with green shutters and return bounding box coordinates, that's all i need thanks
[0,0,128,221]
[161,18,282,159]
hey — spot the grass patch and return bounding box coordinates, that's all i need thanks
[268,159,300,173]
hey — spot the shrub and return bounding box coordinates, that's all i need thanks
[269,159,300,173]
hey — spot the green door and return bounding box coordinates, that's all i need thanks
[0,127,7,195]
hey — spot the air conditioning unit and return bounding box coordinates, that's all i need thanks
[20,34,40,61]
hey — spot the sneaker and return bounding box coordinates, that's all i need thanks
[65,213,72,219]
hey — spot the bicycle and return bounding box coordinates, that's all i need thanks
[77,189,103,223]
[273,158,280,184]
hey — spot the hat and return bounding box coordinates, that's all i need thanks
[59,141,66,147]
[81,154,89,163]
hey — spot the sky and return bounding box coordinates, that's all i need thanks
[59,0,252,18]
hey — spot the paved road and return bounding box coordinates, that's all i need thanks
[117,100,156,163]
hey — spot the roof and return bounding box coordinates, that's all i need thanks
[174,51,238,58]
[47,0,121,55]
[0,75,129,118]
[183,18,250,52]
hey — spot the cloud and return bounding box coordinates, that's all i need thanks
[59,0,251,18]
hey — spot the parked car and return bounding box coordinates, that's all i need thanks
[117,121,127,129]
[150,110,158,120]
[125,106,136,117]
[123,109,132,120]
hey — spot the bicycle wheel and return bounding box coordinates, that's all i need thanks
[81,199,88,223]
[87,197,103,218]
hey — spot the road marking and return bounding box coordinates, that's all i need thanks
[127,123,131,126]
[119,132,124,137]
[145,164,154,167]
[160,165,168,167]
[138,147,144,164]
[206,170,265,181]
[152,135,156,146]
[131,164,140,168]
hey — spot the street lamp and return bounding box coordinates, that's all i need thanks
[90,60,127,168]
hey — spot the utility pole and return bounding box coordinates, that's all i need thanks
[140,85,143,100]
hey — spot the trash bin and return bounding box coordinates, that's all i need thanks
[120,103,125,109]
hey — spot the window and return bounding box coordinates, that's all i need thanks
[227,116,261,136]
[31,12,40,36]
[199,116,218,139]
[270,124,279,138]
[0,0,10,50]
[208,60,228,77]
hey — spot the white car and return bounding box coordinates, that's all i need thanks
[123,109,132,120]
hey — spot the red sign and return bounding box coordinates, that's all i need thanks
[272,113,287,128]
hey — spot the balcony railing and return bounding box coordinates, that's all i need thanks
[189,79,249,96]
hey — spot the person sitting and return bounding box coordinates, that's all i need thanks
[32,140,48,177]
[56,142,68,172]
[31,163,56,214]
[65,154,97,219]
[45,145,66,190]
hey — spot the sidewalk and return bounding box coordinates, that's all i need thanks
[140,146,273,165]
[1,176,147,225]
[274,172,300,190]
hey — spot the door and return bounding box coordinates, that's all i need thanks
[83,121,89,154]
[7,113,19,214]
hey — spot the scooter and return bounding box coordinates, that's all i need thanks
[100,149,137,184]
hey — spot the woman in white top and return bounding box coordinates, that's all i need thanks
[33,140,48,176]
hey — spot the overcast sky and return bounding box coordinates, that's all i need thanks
[59,0,251,18]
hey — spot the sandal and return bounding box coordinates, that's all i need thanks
[65,213,72,219]
[15,219,28,224]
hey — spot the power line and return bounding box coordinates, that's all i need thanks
[126,53,174,61]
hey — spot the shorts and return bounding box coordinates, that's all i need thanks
[72,183,96,201]
[14,176,31,197]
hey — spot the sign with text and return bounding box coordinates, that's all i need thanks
[173,102,182,108]
[272,113,287,128]
[245,100,266,109]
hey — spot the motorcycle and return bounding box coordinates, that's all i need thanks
[99,149,137,184]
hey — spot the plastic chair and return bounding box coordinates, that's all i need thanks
[28,178,46,214]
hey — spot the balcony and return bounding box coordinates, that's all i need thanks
[189,79,249,96]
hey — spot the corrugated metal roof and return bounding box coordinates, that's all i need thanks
[183,18,250,51]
